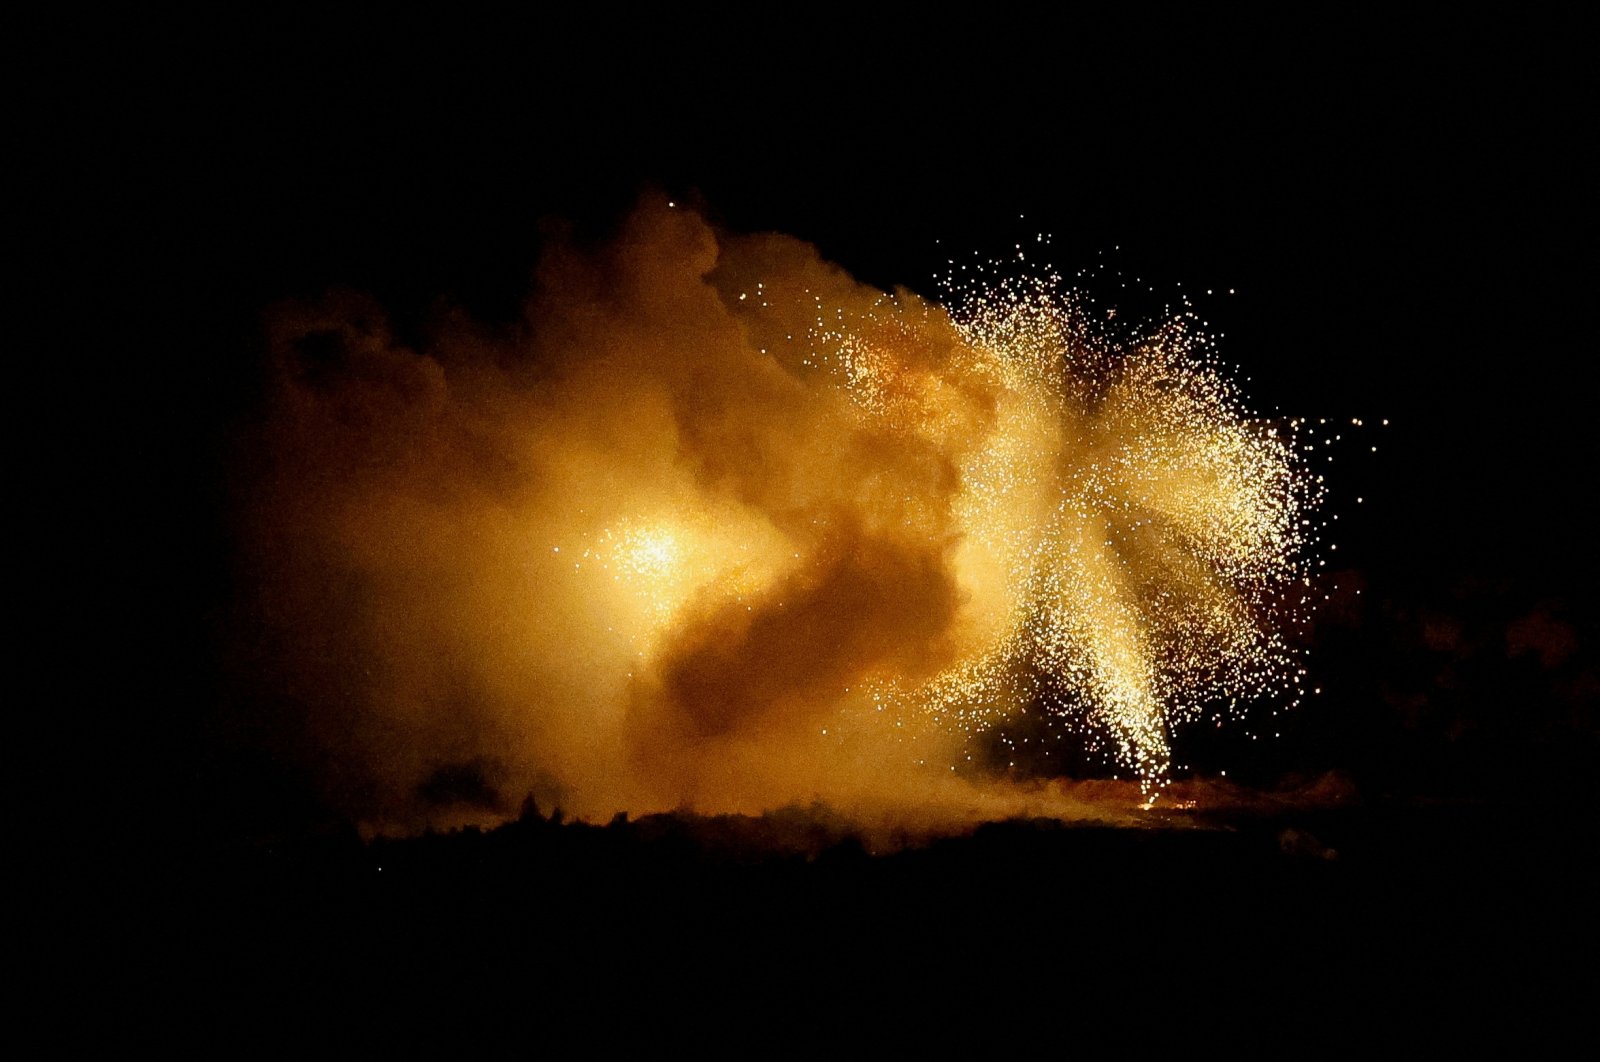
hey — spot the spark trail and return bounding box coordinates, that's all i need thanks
[768,261,1318,795]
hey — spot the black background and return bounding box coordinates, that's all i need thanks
[35,9,1598,1042]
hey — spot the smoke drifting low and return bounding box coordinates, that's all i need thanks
[234,197,1310,834]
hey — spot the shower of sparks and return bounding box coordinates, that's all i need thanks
[760,255,1325,796]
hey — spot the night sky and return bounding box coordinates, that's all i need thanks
[48,11,1597,1041]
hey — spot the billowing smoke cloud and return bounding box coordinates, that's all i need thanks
[233,196,1311,834]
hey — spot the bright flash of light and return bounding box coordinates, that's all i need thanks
[580,509,798,655]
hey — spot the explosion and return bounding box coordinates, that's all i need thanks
[238,197,1320,832]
